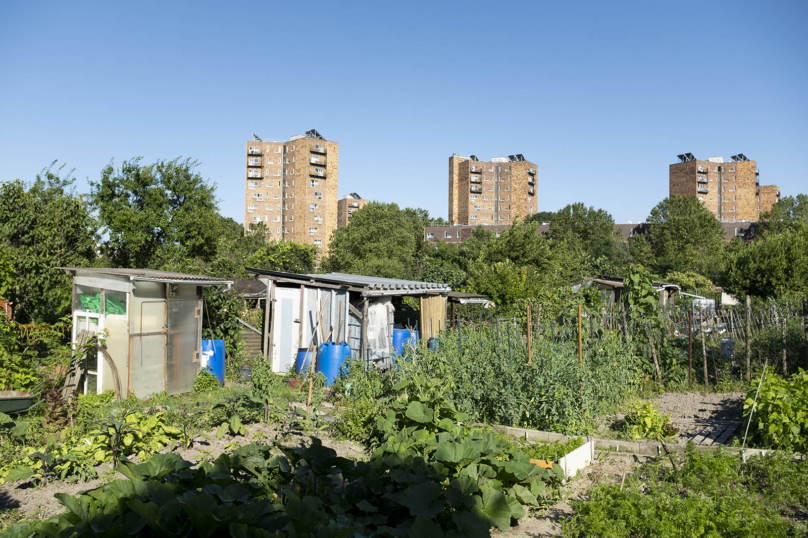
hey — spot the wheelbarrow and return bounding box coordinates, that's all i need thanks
[0,391,38,414]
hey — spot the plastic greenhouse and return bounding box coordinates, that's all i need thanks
[59,268,233,399]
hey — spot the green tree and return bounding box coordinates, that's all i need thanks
[523,210,555,225]
[246,240,317,274]
[723,226,808,298]
[756,194,808,238]
[0,164,98,323]
[549,203,621,261]
[466,260,545,306]
[206,221,273,278]
[646,196,725,277]
[322,202,429,279]
[90,158,220,270]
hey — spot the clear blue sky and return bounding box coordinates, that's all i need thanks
[1,1,806,225]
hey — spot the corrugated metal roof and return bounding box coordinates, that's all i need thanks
[311,273,449,291]
[59,267,232,285]
[246,268,451,293]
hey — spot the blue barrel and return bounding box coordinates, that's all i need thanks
[317,342,351,386]
[295,347,315,376]
[392,329,419,357]
[428,337,439,351]
[200,339,225,385]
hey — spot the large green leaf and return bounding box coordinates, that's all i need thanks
[397,482,445,518]
[405,401,435,424]
[434,442,481,464]
[475,487,512,531]
[3,466,34,484]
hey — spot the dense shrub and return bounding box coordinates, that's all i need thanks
[744,368,808,453]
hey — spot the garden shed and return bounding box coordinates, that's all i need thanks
[245,269,452,372]
[59,267,233,399]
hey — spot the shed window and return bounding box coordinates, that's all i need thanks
[76,285,103,313]
[105,290,127,316]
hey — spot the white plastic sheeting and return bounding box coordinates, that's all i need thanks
[366,297,393,362]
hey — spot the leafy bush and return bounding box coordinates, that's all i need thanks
[623,401,678,441]
[563,444,808,537]
[193,368,220,392]
[744,368,808,453]
[330,396,386,445]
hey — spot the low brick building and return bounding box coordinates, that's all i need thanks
[424,222,752,245]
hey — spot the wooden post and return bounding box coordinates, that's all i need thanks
[644,321,662,383]
[457,312,463,363]
[803,297,808,365]
[701,314,709,387]
[298,285,306,348]
[262,278,273,358]
[745,295,752,380]
[620,301,630,342]
[527,304,532,365]
[578,305,584,419]
[781,310,788,377]
[361,299,369,368]
[688,310,693,386]
[536,304,541,339]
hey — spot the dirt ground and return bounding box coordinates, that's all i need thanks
[651,391,745,442]
[0,422,367,521]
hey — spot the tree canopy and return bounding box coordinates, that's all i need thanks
[0,164,98,323]
[91,158,220,270]
[644,196,725,276]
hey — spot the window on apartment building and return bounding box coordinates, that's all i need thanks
[248,181,259,188]
[265,181,273,188]
[273,216,281,222]
[314,239,322,248]
[470,215,477,221]
[277,204,281,210]
[470,195,478,201]
[310,203,318,211]
[251,216,262,222]
[248,157,260,165]
[314,215,322,224]
[253,193,263,201]
[309,227,318,236]
[275,147,282,153]
[314,191,323,200]
[310,179,319,187]
[427,232,435,239]
[288,215,294,222]
[698,196,704,201]
[265,204,272,210]
[265,158,272,165]
[249,146,259,154]
[276,227,281,233]
[444,231,451,238]
[247,204,257,212]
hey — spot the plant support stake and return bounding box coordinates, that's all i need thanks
[578,305,583,419]
[457,312,462,364]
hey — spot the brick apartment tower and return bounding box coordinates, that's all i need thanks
[337,193,368,228]
[669,153,779,223]
[448,154,537,225]
[245,129,339,253]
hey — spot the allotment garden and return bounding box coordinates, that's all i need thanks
[1,283,807,537]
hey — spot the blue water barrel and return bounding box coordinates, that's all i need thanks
[392,329,419,357]
[295,347,315,376]
[317,342,351,386]
[428,337,439,351]
[200,339,225,385]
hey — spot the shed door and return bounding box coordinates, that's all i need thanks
[130,284,167,398]
[271,287,300,373]
[166,285,200,395]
